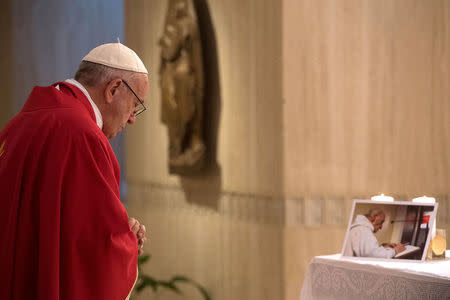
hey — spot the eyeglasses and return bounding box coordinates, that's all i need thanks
[122,79,147,116]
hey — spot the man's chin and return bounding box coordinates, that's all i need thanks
[109,128,125,140]
[103,126,125,140]
[103,130,117,140]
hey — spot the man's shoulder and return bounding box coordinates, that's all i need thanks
[4,83,109,152]
[10,103,105,151]
[54,110,107,147]
[57,106,98,130]
[25,100,100,136]
[349,221,373,234]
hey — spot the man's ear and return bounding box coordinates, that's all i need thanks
[104,78,122,104]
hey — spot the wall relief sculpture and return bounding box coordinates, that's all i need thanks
[159,0,204,175]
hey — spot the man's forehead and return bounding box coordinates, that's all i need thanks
[132,76,149,97]
[137,74,149,89]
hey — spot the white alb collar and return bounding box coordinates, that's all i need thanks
[65,78,103,129]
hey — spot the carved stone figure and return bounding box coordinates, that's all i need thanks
[159,0,204,174]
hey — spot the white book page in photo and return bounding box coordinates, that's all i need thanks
[394,245,421,258]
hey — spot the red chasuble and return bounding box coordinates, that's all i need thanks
[0,82,137,299]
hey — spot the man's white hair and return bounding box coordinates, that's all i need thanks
[74,61,139,88]
[365,208,384,218]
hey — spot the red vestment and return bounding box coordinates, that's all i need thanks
[0,82,137,299]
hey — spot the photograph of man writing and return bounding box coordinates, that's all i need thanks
[343,209,406,258]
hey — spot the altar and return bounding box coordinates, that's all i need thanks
[300,254,450,300]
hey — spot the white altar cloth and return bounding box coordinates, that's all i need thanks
[300,254,450,300]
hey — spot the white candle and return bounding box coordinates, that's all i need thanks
[412,196,436,203]
[371,193,394,202]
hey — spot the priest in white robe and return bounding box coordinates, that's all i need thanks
[344,209,405,258]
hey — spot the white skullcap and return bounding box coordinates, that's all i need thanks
[82,42,148,74]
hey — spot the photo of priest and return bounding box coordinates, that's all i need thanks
[342,201,437,260]
[343,208,406,258]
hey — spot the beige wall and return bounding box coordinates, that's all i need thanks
[283,0,450,197]
[125,0,284,300]
[126,1,450,300]
[126,187,284,300]
[125,0,283,197]
[283,1,450,299]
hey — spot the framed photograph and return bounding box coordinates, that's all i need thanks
[341,200,438,261]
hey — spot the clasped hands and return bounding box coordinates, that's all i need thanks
[128,218,147,255]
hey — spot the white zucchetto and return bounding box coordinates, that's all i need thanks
[82,42,148,74]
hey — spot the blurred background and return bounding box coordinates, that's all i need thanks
[0,0,449,299]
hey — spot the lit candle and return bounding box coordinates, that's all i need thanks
[412,195,436,203]
[371,193,394,202]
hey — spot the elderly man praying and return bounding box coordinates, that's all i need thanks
[0,42,149,300]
